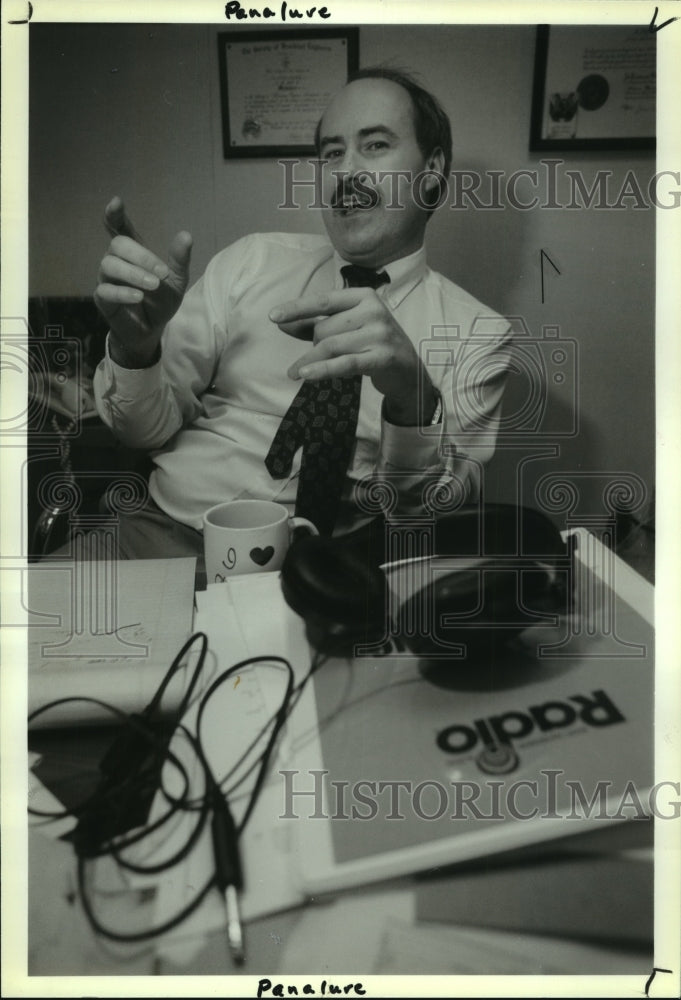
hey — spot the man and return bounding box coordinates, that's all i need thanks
[93,67,512,560]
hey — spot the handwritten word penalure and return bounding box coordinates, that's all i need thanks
[257,980,366,998]
[225,1,331,20]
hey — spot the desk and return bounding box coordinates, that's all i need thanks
[24,527,661,989]
[27,823,654,978]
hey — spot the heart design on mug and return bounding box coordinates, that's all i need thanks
[249,545,275,566]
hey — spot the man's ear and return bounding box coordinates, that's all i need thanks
[421,147,446,211]
[424,147,446,190]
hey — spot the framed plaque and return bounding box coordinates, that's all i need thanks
[218,28,359,158]
[530,24,656,151]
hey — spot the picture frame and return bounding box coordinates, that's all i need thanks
[217,27,359,158]
[530,24,656,152]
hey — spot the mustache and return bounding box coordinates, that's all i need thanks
[331,173,380,210]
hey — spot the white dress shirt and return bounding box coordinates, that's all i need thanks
[94,233,513,532]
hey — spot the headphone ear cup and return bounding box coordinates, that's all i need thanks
[280,534,388,655]
[400,558,568,659]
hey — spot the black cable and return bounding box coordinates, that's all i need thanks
[28,631,315,945]
[29,636,209,859]
[194,655,295,831]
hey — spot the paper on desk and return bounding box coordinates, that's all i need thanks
[279,888,415,974]
[27,558,196,727]
[151,573,313,963]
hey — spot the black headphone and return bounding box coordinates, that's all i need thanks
[280,504,571,660]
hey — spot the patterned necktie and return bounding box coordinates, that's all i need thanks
[265,264,390,535]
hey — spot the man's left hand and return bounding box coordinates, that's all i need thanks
[269,289,437,426]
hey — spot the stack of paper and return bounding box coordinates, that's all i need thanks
[148,573,316,962]
[27,558,197,727]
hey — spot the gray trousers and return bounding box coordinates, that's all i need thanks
[45,498,207,587]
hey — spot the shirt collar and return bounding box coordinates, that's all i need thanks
[333,245,427,308]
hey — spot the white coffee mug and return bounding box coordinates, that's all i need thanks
[203,499,318,584]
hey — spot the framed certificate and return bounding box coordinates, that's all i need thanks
[218,28,359,158]
[530,24,656,151]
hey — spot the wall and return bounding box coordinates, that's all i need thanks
[29,22,656,525]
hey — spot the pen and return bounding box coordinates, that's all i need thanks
[211,786,245,965]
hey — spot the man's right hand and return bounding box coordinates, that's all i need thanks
[94,196,193,368]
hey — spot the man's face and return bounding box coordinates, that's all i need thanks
[318,78,441,268]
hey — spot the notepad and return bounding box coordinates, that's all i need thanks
[27,558,196,727]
